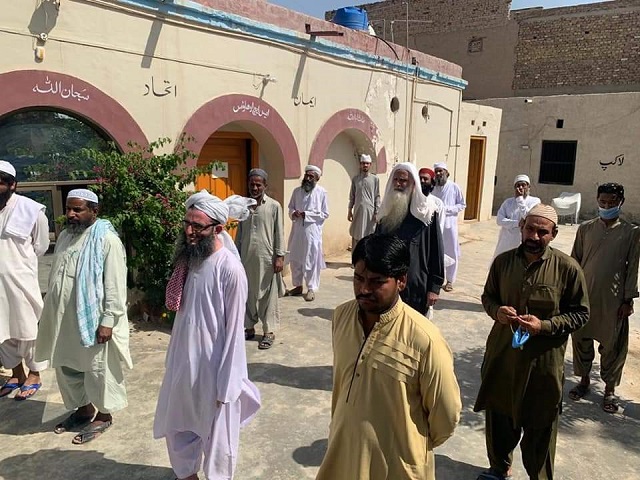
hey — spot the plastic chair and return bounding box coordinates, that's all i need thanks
[551,192,581,225]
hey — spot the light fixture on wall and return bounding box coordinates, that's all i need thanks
[521,144,530,150]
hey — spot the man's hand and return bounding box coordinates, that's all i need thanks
[273,256,284,274]
[496,306,518,325]
[517,314,543,336]
[515,185,525,197]
[96,326,113,344]
[292,210,301,219]
[618,302,634,320]
[348,210,353,222]
[427,292,439,307]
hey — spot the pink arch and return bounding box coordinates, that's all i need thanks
[180,94,301,178]
[0,70,147,151]
[308,109,387,174]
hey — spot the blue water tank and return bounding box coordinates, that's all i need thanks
[332,7,369,31]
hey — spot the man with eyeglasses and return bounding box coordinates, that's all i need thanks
[0,160,50,400]
[569,183,640,414]
[286,165,329,302]
[475,204,589,480]
[492,174,541,260]
[154,190,260,480]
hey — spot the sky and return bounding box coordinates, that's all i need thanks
[267,1,606,19]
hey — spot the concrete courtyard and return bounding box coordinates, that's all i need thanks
[1,220,639,479]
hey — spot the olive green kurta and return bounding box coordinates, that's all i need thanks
[235,194,286,333]
[474,246,589,428]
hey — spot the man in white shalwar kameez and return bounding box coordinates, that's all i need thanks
[348,154,380,251]
[36,189,132,444]
[286,165,329,302]
[433,162,466,292]
[492,174,541,260]
[0,160,49,400]
[154,190,261,480]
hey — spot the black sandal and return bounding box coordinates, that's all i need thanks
[258,333,275,350]
[54,411,95,434]
[72,420,113,444]
[245,328,255,340]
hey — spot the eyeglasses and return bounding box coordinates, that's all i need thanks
[182,220,216,233]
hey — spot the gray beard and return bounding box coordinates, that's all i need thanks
[302,179,316,193]
[379,190,411,232]
[435,176,448,187]
[66,223,91,235]
[173,230,215,265]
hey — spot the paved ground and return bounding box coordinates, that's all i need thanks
[1,219,639,479]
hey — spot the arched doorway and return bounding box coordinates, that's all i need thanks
[0,108,116,240]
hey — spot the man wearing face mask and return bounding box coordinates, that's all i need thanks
[286,165,329,302]
[569,183,640,414]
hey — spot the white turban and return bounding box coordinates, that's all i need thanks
[379,162,439,226]
[68,189,99,204]
[185,190,256,260]
[360,154,372,164]
[434,162,448,171]
[514,174,530,185]
[0,160,16,177]
[305,165,322,177]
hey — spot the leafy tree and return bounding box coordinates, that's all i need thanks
[86,136,201,312]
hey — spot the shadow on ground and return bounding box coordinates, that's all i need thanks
[336,275,353,282]
[298,307,333,321]
[249,363,332,391]
[436,298,485,314]
[0,449,174,480]
[0,398,68,435]
[292,438,328,467]
[325,261,351,269]
[435,454,484,477]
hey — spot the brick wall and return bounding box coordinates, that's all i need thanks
[513,5,640,91]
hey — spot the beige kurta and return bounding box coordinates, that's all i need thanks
[348,172,380,241]
[36,225,132,373]
[571,217,640,346]
[235,194,286,333]
[0,194,49,343]
[317,298,461,480]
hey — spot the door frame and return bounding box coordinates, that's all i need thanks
[465,136,487,221]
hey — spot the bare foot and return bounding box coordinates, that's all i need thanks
[15,372,42,399]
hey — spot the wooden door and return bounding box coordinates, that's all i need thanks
[464,136,486,221]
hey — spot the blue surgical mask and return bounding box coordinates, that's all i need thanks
[599,205,621,220]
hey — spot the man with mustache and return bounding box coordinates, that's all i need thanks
[317,233,461,480]
[0,160,50,400]
[286,165,329,302]
[36,189,132,444]
[474,204,589,480]
[569,183,640,413]
[236,168,286,350]
[376,163,444,315]
[154,190,260,480]
[432,162,466,292]
[348,154,380,251]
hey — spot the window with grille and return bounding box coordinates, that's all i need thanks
[538,140,577,185]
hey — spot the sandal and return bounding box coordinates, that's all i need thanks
[603,393,619,414]
[72,420,113,445]
[15,383,42,401]
[568,383,590,401]
[477,470,513,480]
[443,282,453,292]
[54,411,95,434]
[0,381,23,398]
[245,328,256,341]
[258,333,275,350]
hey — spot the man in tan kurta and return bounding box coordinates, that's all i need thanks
[236,169,285,350]
[475,205,589,480]
[569,183,640,413]
[0,160,49,399]
[317,233,461,480]
[36,189,132,445]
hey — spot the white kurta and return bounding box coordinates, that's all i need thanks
[287,185,329,291]
[492,195,541,259]
[0,194,49,343]
[153,248,261,480]
[433,181,466,283]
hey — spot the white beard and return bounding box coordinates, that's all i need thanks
[379,190,410,232]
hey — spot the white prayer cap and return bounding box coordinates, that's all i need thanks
[67,188,99,204]
[305,165,322,177]
[186,190,256,224]
[434,162,448,171]
[514,174,530,185]
[0,160,16,178]
[360,154,372,164]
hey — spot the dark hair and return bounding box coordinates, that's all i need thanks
[86,201,99,211]
[0,172,16,186]
[352,233,409,278]
[597,182,624,200]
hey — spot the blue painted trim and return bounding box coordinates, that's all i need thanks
[116,0,467,90]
